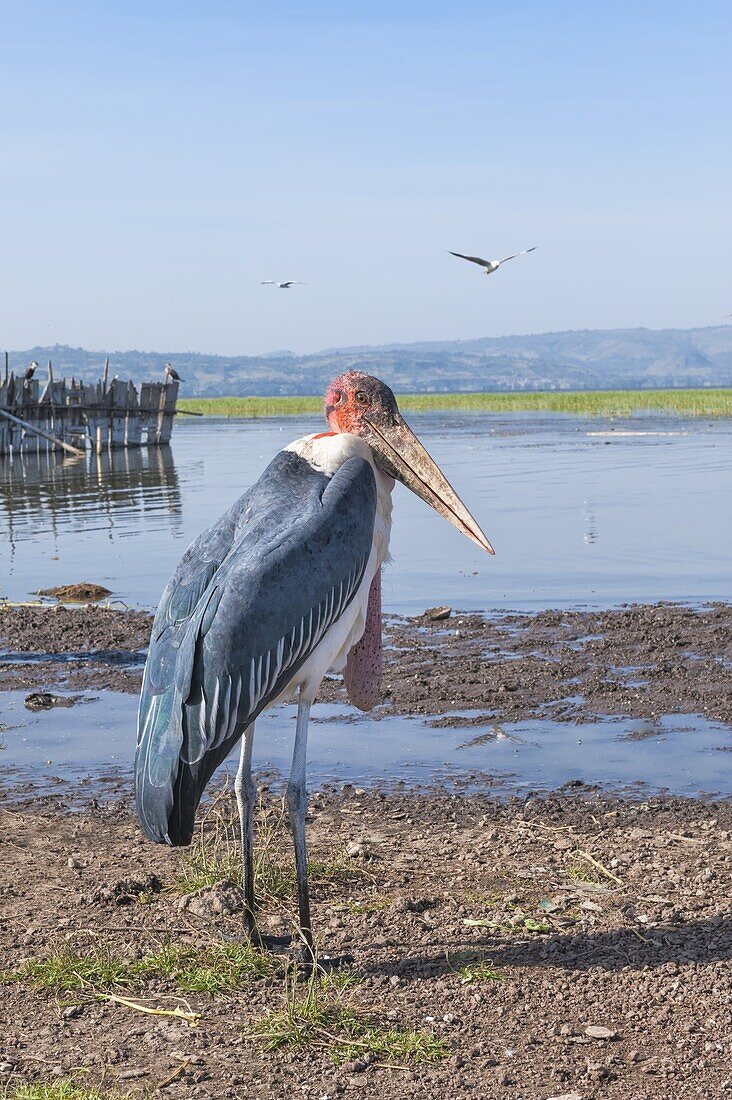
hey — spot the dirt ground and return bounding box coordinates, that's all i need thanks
[0,601,730,1098]
[0,790,730,1099]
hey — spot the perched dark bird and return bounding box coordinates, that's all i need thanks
[449,246,536,276]
[165,363,184,382]
[24,361,38,381]
[135,372,493,965]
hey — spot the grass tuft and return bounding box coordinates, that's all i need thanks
[458,961,503,983]
[249,972,448,1065]
[179,387,732,420]
[1,1081,124,1100]
[3,941,278,995]
[173,790,366,904]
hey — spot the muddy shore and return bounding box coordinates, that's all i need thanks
[0,601,730,1098]
[1,600,731,727]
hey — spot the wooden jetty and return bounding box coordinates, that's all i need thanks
[0,357,179,457]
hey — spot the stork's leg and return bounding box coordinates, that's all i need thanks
[234,723,258,939]
[287,692,314,966]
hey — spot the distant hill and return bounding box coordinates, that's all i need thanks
[5,326,732,397]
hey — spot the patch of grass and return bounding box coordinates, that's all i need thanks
[458,961,503,983]
[459,891,523,911]
[463,915,551,935]
[173,791,366,904]
[567,864,606,887]
[1,1081,125,1100]
[249,973,448,1065]
[5,951,130,992]
[179,387,732,420]
[3,941,278,996]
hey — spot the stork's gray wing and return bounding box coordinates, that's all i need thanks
[135,449,377,845]
[448,251,490,267]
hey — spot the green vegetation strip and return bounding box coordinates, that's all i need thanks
[2,1083,120,1100]
[3,942,278,995]
[179,387,732,419]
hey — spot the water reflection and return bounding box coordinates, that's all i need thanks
[0,446,182,557]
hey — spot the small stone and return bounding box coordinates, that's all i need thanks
[425,606,452,621]
[0,1063,16,1076]
[177,880,244,917]
[62,1005,83,1019]
[585,1025,618,1040]
[346,842,364,859]
[67,856,84,870]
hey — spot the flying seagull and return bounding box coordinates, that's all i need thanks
[165,363,184,383]
[24,361,38,381]
[260,280,306,289]
[449,247,536,276]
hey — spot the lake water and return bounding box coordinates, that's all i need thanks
[1,411,731,613]
[1,411,731,798]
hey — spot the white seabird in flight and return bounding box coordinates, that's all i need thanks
[260,280,306,289]
[448,247,536,276]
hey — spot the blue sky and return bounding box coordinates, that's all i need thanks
[1,1,731,355]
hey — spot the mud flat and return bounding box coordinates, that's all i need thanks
[1,600,731,727]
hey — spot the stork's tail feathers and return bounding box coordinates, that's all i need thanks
[134,675,198,847]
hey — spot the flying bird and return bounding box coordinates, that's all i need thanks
[135,372,493,966]
[24,361,38,381]
[449,247,536,276]
[165,363,184,383]
[260,280,306,289]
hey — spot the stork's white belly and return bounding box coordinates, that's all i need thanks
[271,431,393,706]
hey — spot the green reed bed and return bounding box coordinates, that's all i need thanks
[178,388,732,420]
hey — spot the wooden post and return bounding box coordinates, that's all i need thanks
[48,359,54,384]
[102,357,109,396]
[0,406,85,456]
[3,352,7,384]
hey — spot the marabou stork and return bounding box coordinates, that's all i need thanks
[165,363,184,383]
[449,247,536,276]
[135,371,493,963]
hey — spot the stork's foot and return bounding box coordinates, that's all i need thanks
[289,945,354,976]
[248,928,293,952]
[243,912,292,951]
[318,952,355,972]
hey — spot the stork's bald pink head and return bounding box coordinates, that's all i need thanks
[325,371,399,436]
[323,372,494,555]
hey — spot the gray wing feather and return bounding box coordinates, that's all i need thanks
[135,449,377,845]
[448,251,490,267]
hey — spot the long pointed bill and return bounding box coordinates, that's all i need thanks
[363,413,495,554]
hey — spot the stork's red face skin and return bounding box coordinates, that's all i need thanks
[325,371,399,435]
[323,372,494,555]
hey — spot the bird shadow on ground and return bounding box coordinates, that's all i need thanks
[359,917,732,979]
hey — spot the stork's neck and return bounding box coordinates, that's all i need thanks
[284,430,394,530]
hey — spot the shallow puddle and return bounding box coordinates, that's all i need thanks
[1,690,729,799]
